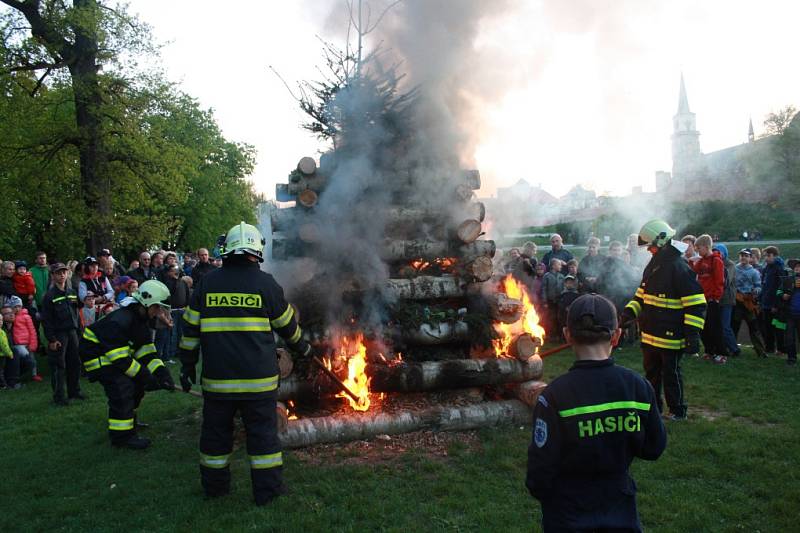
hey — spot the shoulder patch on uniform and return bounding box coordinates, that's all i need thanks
[534,418,548,448]
[537,395,549,407]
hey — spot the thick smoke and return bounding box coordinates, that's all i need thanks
[274,1,516,330]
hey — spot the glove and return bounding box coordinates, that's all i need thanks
[619,308,636,328]
[155,366,175,391]
[684,331,700,355]
[180,366,196,393]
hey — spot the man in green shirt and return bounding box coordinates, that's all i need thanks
[30,251,50,310]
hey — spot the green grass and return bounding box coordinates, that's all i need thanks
[2,345,799,532]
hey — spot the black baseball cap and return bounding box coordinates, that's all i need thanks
[97,248,111,257]
[567,294,618,334]
[738,248,751,256]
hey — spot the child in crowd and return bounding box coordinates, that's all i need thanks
[542,259,565,337]
[714,244,739,357]
[1,305,32,388]
[530,263,545,310]
[565,259,578,278]
[8,295,41,381]
[782,259,800,366]
[692,234,727,363]
[749,248,763,277]
[733,249,766,357]
[114,276,136,304]
[12,260,36,309]
[557,275,581,336]
[681,234,700,263]
[577,237,603,293]
[0,308,13,389]
[80,292,97,329]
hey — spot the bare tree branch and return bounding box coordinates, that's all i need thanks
[364,0,401,34]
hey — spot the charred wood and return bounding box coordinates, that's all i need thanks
[367,357,543,393]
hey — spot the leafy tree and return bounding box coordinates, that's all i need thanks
[0,1,257,261]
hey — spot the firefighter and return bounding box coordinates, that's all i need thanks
[621,219,707,421]
[178,222,312,506]
[79,279,176,449]
[526,294,666,532]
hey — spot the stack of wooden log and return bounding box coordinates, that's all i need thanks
[267,155,545,446]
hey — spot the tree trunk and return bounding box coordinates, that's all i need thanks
[509,334,540,361]
[460,256,493,283]
[466,201,486,222]
[456,219,482,244]
[288,175,328,195]
[384,276,465,300]
[396,321,471,345]
[297,156,317,175]
[513,380,548,407]
[297,189,318,208]
[279,399,530,448]
[277,374,317,401]
[277,348,293,378]
[367,357,543,392]
[380,239,495,261]
[488,292,524,323]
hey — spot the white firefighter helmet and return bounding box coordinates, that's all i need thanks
[222,221,265,262]
[133,280,171,309]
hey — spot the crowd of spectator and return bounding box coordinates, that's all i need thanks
[497,233,800,366]
[0,246,221,389]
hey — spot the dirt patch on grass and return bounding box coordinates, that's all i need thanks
[288,429,482,466]
[692,405,778,427]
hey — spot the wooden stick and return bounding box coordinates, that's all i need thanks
[173,384,204,398]
[539,343,571,358]
[312,355,361,404]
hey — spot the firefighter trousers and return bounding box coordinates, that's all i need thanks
[47,330,82,402]
[199,395,283,504]
[642,345,686,418]
[97,370,146,444]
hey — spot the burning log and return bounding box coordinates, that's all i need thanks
[279,399,530,448]
[380,239,495,261]
[488,292,524,324]
[384,276,465,300]
[456,219,482,244]
[367,357,543,393]
[276,401,289,433]
[455,184,474,202]
[297,156,317,175]
[468,201,486,222]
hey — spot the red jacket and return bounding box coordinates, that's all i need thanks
[692,251,725,301]
[12,308,38,351]
[13,272,36,298]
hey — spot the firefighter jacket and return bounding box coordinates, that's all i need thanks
[78,302,165,382]
[526,358,666,530]
[41,285,80,340]
[178,260,310,399]
[625,244,707,351]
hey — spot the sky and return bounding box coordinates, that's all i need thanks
[131,0,800,199]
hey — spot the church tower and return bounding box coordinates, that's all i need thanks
[671,74,702,179]
[748,118,755,142]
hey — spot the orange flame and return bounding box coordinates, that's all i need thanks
[492,274,546,357]
[335,333,371,411]
[287,400,298,420]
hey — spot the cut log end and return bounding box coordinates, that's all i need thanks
[277,348,294,379]
[297,189,318,208]
[457,219,482,244]
[297,156,317,175]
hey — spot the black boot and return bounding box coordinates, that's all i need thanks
[112,435,151,450]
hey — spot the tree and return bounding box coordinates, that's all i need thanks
[745,105,800,206]
[0,2,258,260]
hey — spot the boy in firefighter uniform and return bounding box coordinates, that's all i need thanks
[527,294,666,532]
[179,222,312,506]
[622,219,707,420]
[79,280,176,449]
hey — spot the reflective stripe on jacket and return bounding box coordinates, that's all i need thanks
[625,244,707,350]
[179,259,309,399]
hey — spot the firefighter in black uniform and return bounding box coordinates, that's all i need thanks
[621,220,707,421]
[178,222,312,506]
[40,262,83,405]
[527,294,667,532]
[79,280,176,449]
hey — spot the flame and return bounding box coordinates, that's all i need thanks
[335,333,371,411]
[410,259,431,271]
[492,274,546,357]
[287,400,298,420]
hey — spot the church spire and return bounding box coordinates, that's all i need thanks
[678,73,690,113]
[748,117,755,142]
